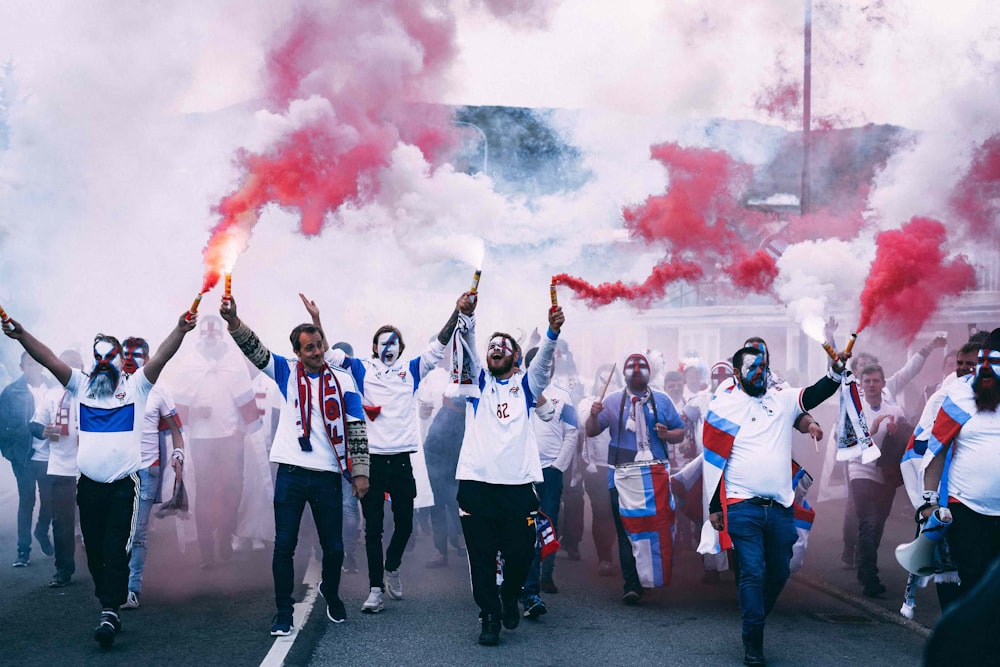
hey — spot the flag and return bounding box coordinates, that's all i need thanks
[530,511,561,561]
[614,462,675,588]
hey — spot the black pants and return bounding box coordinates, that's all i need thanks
[850,478,896,586]
[50,474,77,577]
[610,486,641,593]
[360,453,417,588]
[458,480,537,619]
[77,473,139,610]
[584,468,615,563]
[948,502,1000,596]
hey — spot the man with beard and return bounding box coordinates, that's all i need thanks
[585,353,685,605]
[702,345,842,666]
[219,296,370,637]
[3,312,195,648]
[117,337,185,609]
[0,352,52,567]
[921,328,1000,597]
[303,292,475,614]
[455,302,565,646]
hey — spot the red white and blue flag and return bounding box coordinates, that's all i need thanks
[614,462,675,587]
[531,510,561,561]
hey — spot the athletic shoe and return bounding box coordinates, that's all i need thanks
[478,614,501,646]
[270,611,293,636]
[598,561,614,577]
[94,610,121,648]
[123,591,140,609]
[863,582,887,598]
[361,587,385,613]
[522,594,547,619]
[326,596,346,623]
[540,577,559,594]
[622,588,643,605]
[34,529,53,557]
[500,594,520,630]
[12,551,29,567]
[49,571,71,588]
[384,569,403,600]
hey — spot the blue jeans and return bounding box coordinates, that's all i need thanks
[726,500,797,635]
[128,465,160,593]
[521,466,563,598]
[273,464,344,613]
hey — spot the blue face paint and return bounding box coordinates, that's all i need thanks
[976,349,1000,381]
[741,352,768,393]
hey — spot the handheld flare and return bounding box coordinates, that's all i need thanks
[224,273,232,300]
[469,269,482,294]
[186,293,203,322]
[0,303,9,325]
[550,282,559,309]
[844,333,858,357]
[821,341,840,364]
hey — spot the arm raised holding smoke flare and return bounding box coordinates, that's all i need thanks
[527,306,565,398]
[219,297,271,370]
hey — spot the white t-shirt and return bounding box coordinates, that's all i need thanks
[532,383,578,471]
[139,385,178,468]
[28,384,50,462]
[722,385,805,508]
[942,379,1000,516]
[68,368,153,483]
[34,386,79,478]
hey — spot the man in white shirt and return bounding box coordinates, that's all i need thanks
[4,312,195,649]
[456,302,565,646]
[849,364,906,598]
[220,296,370,637]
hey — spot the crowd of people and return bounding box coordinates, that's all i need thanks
[0,293,997,665]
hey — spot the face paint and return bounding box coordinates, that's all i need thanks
[488,336,514,359]
[378,331,401,365]
[93,339,123,375]
[623,354,651,386]
[975,349,1000,381]
[122,341,147,374]
[740,352,767,396]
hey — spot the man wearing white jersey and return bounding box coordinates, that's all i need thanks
[220,296,370,637]
[304,291,474,614]
[117,336,186,610]
[519,345,577,617]
[455,302,565,646]
[4,312,195,649]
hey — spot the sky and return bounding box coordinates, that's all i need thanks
[0,0,997,374]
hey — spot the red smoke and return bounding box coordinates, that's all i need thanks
[856,217,977,342]
[950,133,1000,238]
[553,260,704,308]
[201,4,459,292]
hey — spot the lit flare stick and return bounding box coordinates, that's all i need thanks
[598,363,617,402]
[224,273,232,300]
[550,282,559,310]
[0,303,10,325]
[844,332,858,357]
[469,269,482,294]
[186,293,203,322]
[821,341,840,364]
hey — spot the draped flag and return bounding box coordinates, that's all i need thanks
[614,462,675,587]
[699,383,742,554]
[920,378,974,504]
[790,462,816,574]
[530,510,561,561]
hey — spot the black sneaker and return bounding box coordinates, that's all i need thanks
[12,551,29,568]
[522,594,547,619]
[270,611,293,636]
[326,597,346,624]
[622,588,643,605]
[49,571,72,588]
[478,615,500,646]
[94,610,120,649]
[500,594,520,630]
[862,582,887,598]
[34,530,53,557]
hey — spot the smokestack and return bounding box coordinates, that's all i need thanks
[801,0,812,215]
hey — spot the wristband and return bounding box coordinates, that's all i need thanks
[921,489,940,506]
[171,448,185,464]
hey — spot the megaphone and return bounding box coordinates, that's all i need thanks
[895,507,952,576]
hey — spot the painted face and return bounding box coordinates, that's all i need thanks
[377,331,401,365]
[122,341,147,374]
[739,351,767,397]
[744,340,769,367]
[975,348,1000,382]
[93,339,123,375]
[623,354,651,389]
[487,336,516,376]
[488,336,514,359]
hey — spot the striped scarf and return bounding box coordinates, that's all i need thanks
[294,363,350,479]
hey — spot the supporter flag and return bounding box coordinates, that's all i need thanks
[614,463,675,587]
[531,511,561,561]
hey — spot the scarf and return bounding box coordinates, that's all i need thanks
[448,313,478,397]
[55,389,73,436]
[626,391,653,462]
[835,371,878,463]
[294,362,350,478]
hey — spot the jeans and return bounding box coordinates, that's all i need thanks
[521,467,563,598]
[342,480,360,567]
[77,473,140,609]
[360,453,416,589]
[726,500,798,635]
[50,475,77,577]
[583,468,615,563]
[128,465,160,593]
[273,464,344,613]
[610,487,641,593]
[850,478,895,587]
[11,459,52,556]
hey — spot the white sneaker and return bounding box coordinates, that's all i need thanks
[384,570,403,600]
[123,591,140,609]
[361,587,385,613]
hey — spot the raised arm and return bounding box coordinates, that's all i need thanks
[418,292,478,378]
[3,319,72,386]
[299,293,328,353]
[221,296,272,370]
[144,312,198,384]
[526,306,565,397]
[801,363,846,412]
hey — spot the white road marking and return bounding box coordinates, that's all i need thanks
[259,556,322,667]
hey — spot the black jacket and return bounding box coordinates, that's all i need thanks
[0,376,37,467]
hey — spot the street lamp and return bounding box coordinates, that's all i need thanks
[453,120,489,177]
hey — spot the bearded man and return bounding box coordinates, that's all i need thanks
[454,301,565,646]
[3,312,195,649]
[921,328,1000,597]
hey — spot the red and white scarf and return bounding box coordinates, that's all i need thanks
[55,389,73,436]
[294,362,351,478]
[449,313,478,397]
